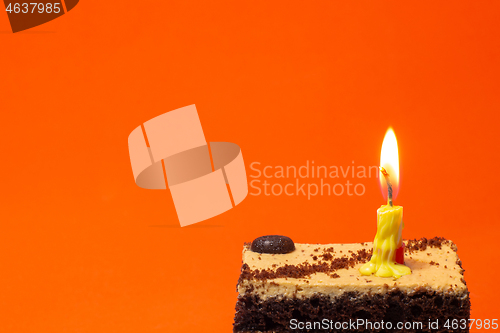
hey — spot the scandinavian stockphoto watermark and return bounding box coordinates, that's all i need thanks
[290,319,424,331]
[249,161,379,199]
[289,318,500,331]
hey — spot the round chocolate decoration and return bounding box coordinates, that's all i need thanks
[250,235,295,254]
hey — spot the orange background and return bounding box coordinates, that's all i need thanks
[1,1,499,332]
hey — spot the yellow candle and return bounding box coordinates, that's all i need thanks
[360,128,411,279]
[360,204,411,278]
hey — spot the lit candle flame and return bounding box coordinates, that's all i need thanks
[380,128,400,201]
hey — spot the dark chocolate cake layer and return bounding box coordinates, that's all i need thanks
[234,290,470,332]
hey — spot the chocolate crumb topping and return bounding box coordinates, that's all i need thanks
[405,237,453,253]
[239,248,373,282]
[320,253,333,261]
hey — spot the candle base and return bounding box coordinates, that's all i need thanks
[359,259,411,279]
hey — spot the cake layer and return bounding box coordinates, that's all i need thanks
[235,290,470,333]
[237,238,467,300]
[234,237,470,333]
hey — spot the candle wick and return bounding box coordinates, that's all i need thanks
[380,167,393,207]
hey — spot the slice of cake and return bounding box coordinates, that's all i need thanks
[234,236,470,333]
